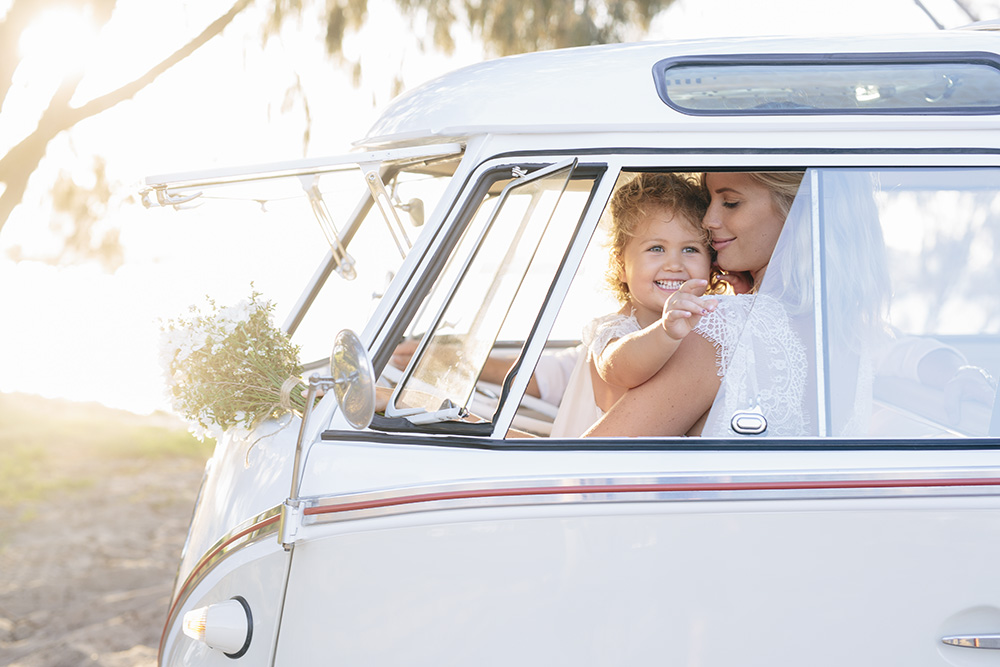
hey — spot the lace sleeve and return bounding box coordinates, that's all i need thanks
[694,295,810,437]
[581,312,641,359]
[691,296,748,378]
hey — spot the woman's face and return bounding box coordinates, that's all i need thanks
[703,173,786,284]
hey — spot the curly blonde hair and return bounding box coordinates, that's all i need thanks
[606,172,717,303]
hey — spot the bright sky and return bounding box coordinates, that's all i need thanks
[0,0,995,416]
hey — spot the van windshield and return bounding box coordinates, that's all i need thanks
[142,147,463,366]
[289,159,460,364]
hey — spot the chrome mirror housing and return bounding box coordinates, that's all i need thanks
[329,329,376,430]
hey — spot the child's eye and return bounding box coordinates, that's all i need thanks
[647,245,664,252]
[682,246,702,254]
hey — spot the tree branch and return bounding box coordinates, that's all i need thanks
[0,0,253,234]
[69,0,253,124]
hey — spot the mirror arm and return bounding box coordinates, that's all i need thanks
[281,330,376,548]
[288,373,335,503]
[281,373,334,550]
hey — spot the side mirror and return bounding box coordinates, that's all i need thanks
[329,329,376,429]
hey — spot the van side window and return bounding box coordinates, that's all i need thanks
[539,168,1000,440]
[868,168,1000,436]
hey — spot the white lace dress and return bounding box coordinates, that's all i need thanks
[693,294,811,437]
[549,312,641,437]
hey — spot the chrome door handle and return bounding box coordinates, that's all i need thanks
[942,634,1000,649]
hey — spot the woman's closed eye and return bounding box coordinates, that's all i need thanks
[721,200,740,209]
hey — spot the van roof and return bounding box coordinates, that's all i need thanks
[360,31,1000,149]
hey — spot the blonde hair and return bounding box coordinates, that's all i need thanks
[743,172,803,220]
[606,172,718,303]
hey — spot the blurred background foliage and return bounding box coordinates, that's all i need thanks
[0,0,676,270]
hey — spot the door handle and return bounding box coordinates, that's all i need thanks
[942,634,1000,649]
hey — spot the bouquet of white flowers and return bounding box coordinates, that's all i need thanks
[159,290,308,441]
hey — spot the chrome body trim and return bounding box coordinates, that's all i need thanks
[160,506,282,663]
[300,468,1000,524]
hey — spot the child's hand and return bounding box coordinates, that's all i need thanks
[661,279,717,340]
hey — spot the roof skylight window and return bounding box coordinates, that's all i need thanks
[653,53,1000,115]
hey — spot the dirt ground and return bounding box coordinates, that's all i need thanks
[0,398,208,667]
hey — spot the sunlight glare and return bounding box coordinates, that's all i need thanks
[18,7,99,78]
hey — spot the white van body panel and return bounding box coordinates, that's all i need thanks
[152,31,1000,666]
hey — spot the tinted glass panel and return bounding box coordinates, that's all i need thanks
[656,57,1000,114]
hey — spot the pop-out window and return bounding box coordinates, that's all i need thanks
[384,159,597,430]
[653,53,1000,114]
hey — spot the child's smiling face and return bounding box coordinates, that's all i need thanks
[617,206,712,326]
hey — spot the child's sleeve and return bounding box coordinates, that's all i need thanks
[584,313,642,359]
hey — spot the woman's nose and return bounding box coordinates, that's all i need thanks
[703,205,721,230]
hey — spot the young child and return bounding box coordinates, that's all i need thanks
[550,172,723,437]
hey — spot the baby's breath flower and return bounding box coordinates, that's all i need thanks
[158,288,310,441]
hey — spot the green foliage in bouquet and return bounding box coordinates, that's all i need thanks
[160,290,308,440]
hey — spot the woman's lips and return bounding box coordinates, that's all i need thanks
[712,237,735,252]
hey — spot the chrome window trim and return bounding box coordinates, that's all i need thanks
[811,170,829,436]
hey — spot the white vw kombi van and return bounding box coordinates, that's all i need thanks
[144,27,1000,666]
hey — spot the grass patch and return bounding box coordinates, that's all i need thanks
[0,392,213,507]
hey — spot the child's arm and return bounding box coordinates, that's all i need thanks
[595,279,716,389]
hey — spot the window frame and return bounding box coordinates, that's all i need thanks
[353,153,1000,447]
